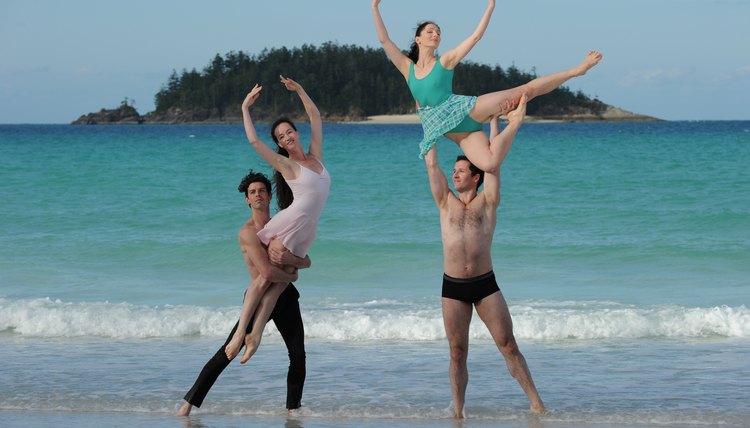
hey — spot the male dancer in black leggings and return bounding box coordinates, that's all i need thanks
[178,171,309,416]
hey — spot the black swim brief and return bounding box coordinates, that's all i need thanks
[442,271,500,304]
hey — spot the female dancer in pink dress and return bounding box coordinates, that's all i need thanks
[372,0,602,172]
[225,75,330,364]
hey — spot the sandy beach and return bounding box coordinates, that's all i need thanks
[344,105,660,125]
[346,114,581,125]
[348,114,421,124]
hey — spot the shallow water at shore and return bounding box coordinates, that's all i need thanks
[1,122,748,426]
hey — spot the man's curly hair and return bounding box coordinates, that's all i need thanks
[238,170,272,196]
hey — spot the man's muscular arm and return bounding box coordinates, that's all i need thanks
[240,229,298,284]
[424,145,451,208]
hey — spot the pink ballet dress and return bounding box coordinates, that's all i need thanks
[257,160,330,258]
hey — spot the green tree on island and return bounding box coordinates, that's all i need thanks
[153,42,606,121]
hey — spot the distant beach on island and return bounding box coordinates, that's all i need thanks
[72,104,660,125]
[347,104,658,124]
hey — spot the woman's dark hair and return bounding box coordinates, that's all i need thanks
[270,117,297,210]
[407,21,439,63]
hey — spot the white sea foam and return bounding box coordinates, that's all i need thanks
[0,297,235,338]
[1,297,748,340]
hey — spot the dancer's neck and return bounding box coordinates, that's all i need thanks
[417,48,436,67]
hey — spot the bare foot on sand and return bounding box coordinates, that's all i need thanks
[240,332,262,364]
[573,50,603,76]
[177,401,192,416]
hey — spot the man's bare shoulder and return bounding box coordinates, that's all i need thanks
[439,189,462,209]
[475,190,494,208]
[238,219,260,244]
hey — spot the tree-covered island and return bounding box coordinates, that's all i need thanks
[73,43,659,124]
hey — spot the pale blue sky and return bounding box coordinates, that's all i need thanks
[1,0,748,123]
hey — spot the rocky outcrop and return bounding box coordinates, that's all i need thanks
[142,107,241,124]
[526,106,661,122]
[598,105,661,121]
[72,104,143,125]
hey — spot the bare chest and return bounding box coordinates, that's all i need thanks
[446,205,484,231]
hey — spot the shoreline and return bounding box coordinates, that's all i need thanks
[344,114,600,125]
[71,105,663,125]
[345,106,662,124]
[346,114,421,124]
[66,113,662,126]
[344,115,662,125]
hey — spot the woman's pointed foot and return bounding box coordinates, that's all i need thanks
[240,333,261,364]
[224,335,243,360]
[573,50,603,76]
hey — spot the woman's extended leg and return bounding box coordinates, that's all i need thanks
[450,51,602,171]
[448,93,528,172]
[239,281,289,364]
[470,51,603,120]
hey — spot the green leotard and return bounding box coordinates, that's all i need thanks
[407,57,483,157]
[407,57,454,108]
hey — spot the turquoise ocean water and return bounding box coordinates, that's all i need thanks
[1,122,749,427]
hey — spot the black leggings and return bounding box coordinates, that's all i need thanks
[183,284,306,409]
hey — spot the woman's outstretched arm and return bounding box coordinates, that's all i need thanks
[372,0,411,78]
[441,0,495,69]
[241,84,295,177]
[279,75,324,162]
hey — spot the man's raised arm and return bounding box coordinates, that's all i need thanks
[424,145,450,208]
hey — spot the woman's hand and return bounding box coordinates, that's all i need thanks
[279,75,302,92]
[267,238,289,266]
[372,0,381,8]
[270,249,296,267]
[241,84,262,109]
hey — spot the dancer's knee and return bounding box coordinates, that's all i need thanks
[449,344,469,364]
[473,156,497,172]
[459,141,495,171]
[498,335,520,358]
[288,349,306,367]
[519,83,537,101]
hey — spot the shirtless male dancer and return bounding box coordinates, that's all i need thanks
[424,94,545,417]
[178,170,309,416]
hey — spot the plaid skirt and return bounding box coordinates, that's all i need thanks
[417,94,477,158]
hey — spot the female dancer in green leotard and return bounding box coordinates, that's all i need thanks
[372,0,602,172]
